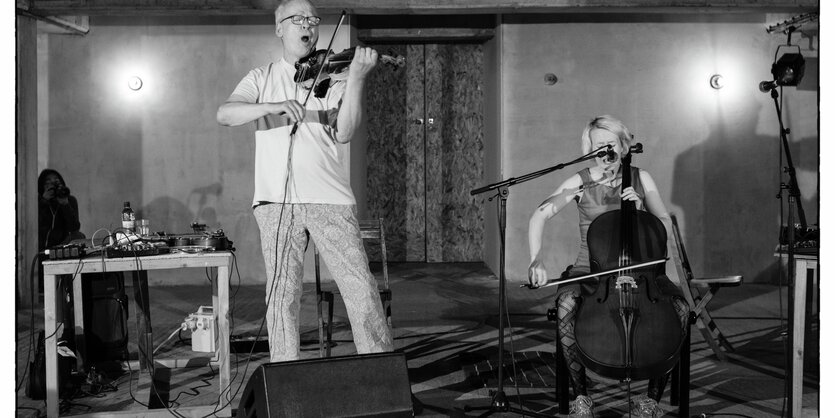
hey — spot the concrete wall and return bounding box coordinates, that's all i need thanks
[500,13,818,284]
[37,12,818,286]
[38,15,351,285]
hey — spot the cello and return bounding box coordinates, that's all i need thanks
[573,144,686,382]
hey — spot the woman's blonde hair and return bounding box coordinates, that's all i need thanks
[580,115,634,156]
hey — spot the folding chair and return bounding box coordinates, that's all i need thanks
[670,214,742,361]
[315,218,392,357]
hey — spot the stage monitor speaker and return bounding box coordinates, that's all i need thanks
[236,352,413,418]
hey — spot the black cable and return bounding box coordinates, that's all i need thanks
[15,406,43,417]
[773,85,789,418]
[16,253,42,392]
[209,251,251,416]
[168,364,216,406]
[124,350,150,410]
[124,251,187,418]
[503,293,530,417]
[41,257,85,343]
[496,196,532,416]
[59,398,92,415]
[494,192,533,417]
[202,95,306,418]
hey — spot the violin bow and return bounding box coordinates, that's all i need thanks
[521,258,668,289]
[290,10,347,136]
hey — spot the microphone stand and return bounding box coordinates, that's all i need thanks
[768,86,808,415]
[464,146,610,417]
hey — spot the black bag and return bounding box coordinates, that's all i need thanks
[83,272,129,362]
[25,329,74,400]
[25,330,46,400]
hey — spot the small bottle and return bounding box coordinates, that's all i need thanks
[122,201,136,232]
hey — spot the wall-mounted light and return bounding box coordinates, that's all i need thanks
[544,73,558,86]
[709,74,724,90]
[128,76,143,91]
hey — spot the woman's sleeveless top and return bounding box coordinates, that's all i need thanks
[573,166,646,273]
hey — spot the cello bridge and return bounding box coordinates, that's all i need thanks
[616,275,637,288]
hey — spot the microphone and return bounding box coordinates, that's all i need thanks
[759,80,779,93]
[595,145,617,163]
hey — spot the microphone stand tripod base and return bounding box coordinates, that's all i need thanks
[463,390,552,417]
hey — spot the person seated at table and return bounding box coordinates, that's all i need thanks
[38,168,85,251]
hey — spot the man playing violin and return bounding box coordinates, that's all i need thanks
[217,0,392,362]
[527,115,688,417]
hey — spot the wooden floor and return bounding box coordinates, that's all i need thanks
[15,262,819,417]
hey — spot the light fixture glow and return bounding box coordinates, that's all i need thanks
[709,74,724,90]
[128,76,143,91]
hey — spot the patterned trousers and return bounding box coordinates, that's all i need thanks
[253,203,393,362]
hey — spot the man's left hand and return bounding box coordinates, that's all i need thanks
[348,46,378,81]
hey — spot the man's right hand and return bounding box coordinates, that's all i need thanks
[273,100,305,123]
[528,258,550,288]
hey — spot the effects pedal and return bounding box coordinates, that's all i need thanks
[104,242,170,258]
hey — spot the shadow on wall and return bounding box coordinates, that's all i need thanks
[671,91,817,284]
[136,182,269,286]
[139,182,223,234]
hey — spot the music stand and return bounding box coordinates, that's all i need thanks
[464,146,611,417]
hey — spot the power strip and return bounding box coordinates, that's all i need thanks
[45,244,87,260]
[183,306,216,353]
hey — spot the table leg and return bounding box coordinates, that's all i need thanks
[72,273,86,372]
[44,273,60,418]
[217,263,231,416]
[790,259,808,418]
[132,271,154,374]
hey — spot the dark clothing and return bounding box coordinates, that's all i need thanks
[574,165,647,271]
[38,196,81,250]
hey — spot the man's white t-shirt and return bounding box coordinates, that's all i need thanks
[228,58,355,206]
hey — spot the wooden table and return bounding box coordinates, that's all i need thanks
[775,250,819,418]
[42,252,234,417]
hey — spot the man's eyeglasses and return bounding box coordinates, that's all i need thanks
[280,15,321,26]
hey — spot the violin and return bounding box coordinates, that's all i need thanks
[573,144,686,381]
[294,47,406,98]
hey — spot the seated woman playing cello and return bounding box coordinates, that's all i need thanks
[527,115,689,418]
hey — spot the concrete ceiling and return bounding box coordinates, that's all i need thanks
[22,0,819,16]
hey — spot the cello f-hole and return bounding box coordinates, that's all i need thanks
[596,275,614,303]
[640,275,660,303]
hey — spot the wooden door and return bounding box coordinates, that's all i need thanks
[365,43,484,262]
